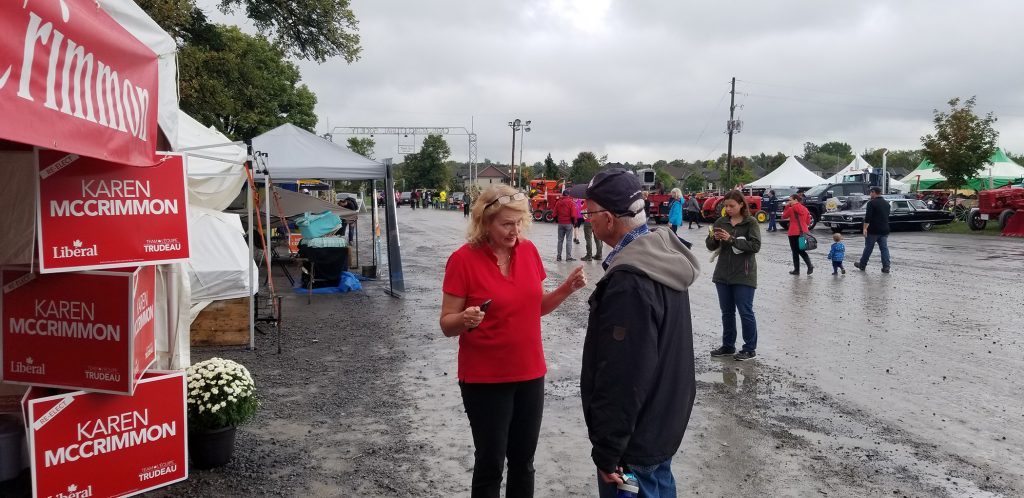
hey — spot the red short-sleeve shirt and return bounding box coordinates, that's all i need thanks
[443,239,548,383]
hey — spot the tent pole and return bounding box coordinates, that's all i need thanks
[247,167,255,350]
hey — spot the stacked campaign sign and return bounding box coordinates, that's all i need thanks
[23,371,188,498]
[36,151,190,273]
[2,266,157,395]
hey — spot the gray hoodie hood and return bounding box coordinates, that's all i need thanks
[603,227,701,291]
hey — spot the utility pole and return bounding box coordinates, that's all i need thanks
[726,77,737,188]
[509,119,521,187]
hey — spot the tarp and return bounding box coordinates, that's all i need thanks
[748,156,827,188]
[175,110,247,211]
[267,187,358,222]
[825,155,909,192]
[187,207,257,303]
[901,148,1024,190]
[251,123,384,180]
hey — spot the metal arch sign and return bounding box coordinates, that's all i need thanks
[0,0,159,166]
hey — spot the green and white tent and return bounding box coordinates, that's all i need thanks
[900,148,1024,191]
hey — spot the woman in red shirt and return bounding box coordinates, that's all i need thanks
[440,185,587,497]
[781,194,814,275]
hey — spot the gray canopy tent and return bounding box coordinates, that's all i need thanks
[250,123,405,298]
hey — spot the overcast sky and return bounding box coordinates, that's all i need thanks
[202,0,1024,166]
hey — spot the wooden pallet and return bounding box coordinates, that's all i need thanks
[190,297,249,346]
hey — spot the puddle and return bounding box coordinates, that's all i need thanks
[697,368,756,388]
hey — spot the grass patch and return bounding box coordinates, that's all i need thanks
[932,221,1005,236]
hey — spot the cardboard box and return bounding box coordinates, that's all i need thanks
[2,266,156,395]
[23,371,188,498]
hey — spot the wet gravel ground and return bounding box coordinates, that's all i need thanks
[6,206,1019,497]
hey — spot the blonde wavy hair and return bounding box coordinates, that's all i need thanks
[467,184,532,246]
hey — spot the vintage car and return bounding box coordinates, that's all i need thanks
[819,198,954,233]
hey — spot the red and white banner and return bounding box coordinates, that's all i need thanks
[0,0,159,166]
[2,266,156,395]
[25,371,188,498]
[36,150,189,273]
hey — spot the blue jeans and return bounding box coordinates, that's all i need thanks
[715,283,757,352]
[859,234,891,269]
[767,211,777,231]
[557,224,573,259]
[597,459,676,498]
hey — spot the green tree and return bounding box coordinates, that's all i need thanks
[807,152,845,174]
[655,168,676,192]
[178,26,317,141]
[803,142,819,158]
[684,174,706,192]
[569,152,602,183]
[346,137,375,159]
[819,141,853,160]
[543,153,560,179]
[216,0,361,63]
[403,135,452,189]
[921,97,998,189]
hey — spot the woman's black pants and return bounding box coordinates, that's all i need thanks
[788,235,812,271]
[460,377,545,498]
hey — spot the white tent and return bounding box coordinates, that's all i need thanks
[176,111,248,211]
[748,156,827,188]
[825,155,909,192]
[251,123,384,180]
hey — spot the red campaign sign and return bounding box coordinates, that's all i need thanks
[1,266,156,395]
[0,0,159,166]
[25,371,188,498]
[37,150,189,273]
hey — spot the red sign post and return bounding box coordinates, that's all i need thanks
[0,0,159,166]
[36,150,189,273]
[2,266,156,395]
[24,371,188,498]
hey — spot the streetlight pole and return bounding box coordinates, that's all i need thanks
[519,120,531,190]
[508,119,521,187]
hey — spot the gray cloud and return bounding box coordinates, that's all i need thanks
[201,0,1024,165]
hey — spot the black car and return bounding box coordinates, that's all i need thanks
[819,198,954,233]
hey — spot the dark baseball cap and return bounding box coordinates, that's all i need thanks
[869,186,882,194]
[581,169,645,215]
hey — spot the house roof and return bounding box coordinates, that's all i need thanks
[478,164,510,178]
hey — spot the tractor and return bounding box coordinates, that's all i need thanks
[701,192,768,223]
[968,182,1024,236]
[528,179,566,222]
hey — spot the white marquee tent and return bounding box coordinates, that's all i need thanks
[824,155,909,192]
[251,123,385,180]
[748,156,827,188]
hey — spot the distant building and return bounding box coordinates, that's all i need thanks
[467,164,511,190]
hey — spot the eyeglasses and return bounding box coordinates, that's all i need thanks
[580,208,638,218]
[484,192,528,209]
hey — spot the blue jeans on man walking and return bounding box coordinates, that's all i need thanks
[767,210,777,231]
[597,459,676,498]
[557,223,573,259]
[715,283,757,352]
[859,234,890,269]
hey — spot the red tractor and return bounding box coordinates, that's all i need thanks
[969,183,1024,236]
[528,179,566,222]
[701,193,769,223]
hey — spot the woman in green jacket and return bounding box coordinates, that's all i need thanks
[705,190,761,361]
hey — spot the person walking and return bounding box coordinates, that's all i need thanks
[581,207,604,262]
[854,186,891,273]
[685,194,702,229]
[553,193,577,261]
[764,190,779,232]
[706,190,762,362]
[781,194,814,275]
[668,188,684,234]
[440,190,448,209]
[440,185,588,498]
[573,197,585,244]
[828,233,846,275]
[463,193,472,218]
[578,169,700,498]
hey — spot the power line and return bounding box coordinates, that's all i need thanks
[694,91,729,146]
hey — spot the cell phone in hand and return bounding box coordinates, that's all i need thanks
[479,299,493,312]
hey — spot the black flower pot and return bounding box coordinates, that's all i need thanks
[188,426,237,470]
